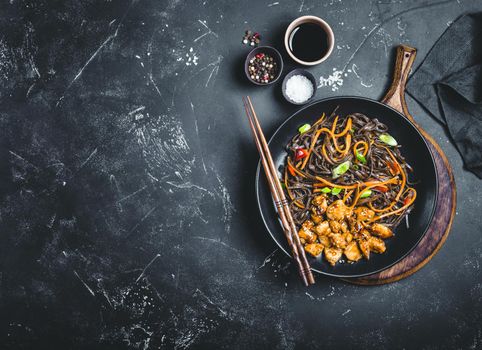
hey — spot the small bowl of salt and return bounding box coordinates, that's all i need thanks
[282,69,317,105]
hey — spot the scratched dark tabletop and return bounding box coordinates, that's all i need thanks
[1,0,481,349]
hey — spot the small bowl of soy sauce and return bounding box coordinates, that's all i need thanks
[284,15,335,66]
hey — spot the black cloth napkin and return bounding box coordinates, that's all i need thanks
[407,12,482,178]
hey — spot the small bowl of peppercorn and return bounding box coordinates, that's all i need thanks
[245,46,283,86]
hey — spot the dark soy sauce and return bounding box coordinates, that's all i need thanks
[288,22,329,62]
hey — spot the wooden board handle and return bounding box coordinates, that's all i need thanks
[381,45,417,122]
[345,44,457,285]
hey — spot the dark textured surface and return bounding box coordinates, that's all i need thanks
[0,1,481,349]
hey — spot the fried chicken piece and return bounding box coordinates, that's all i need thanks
[370,223,393,239]
[314,221,331,236]
[358,240,370,260]
[359,229,371,240]
[357,230,371,259]
[310,195,328,223]
[310,209,323,224]
[299,228,317,244]
[318,235,331,247]
[324,247,343,266]
[326,200,348,221]
[329,220,341,233]
[302,220,314,230]
[345,232,353,243]
[354,206,375,222]
[304,243,324,257]
[340,220,348,234]
[368,236,386,253]
[298,220,317,243]
[330,233,347,249]
[348,215,363,234]
[312,195,328,212]
[344,241,362,262]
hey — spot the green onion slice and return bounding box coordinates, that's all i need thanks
[298,123,311,134]
[356,152,367,164]
[320,187,331,193]
[332,161,351,178]
[360,189,372,198]
[331,187,342,195]
[379,133,398,146]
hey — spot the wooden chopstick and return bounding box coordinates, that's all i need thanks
[243,96,315,286]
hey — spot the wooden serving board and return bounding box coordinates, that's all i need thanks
[343,45,457,285]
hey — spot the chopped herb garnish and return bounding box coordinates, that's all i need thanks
[331,187,342,195]
[356,152,367,164]
[332,161,351,178]
[379,133,398,146]
[298,123,311,134]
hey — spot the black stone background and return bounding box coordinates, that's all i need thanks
[0,0,481,349]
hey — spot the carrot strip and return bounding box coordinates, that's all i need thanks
[370,188,417,222]
[334,117,352,137]
[338,133,352,158]
[288,158,355,189]
[312,113,326,127]
[283,167,293,196]
[284,166,305,209]
[330,136,352,162]
[315,117,352,156]
[331,116,339,134]
[287,158,308,179]
[368,147,409,213]
[350,184,361,207]
[331,134,346,153]
[385,147,406,203]
[386,161,398,175]
[313,177,359,189]
[373,185,388,192]
[330,118,352,156]
[293,200,305,209]
[348,177,401,208]
[312,176,398,190]
[287,162,297,177]
[343,189,354,203]
[353,140,368,157]
[301,127,331,169]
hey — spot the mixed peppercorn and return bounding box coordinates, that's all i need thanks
[248,53,278,84]
[242,30,261,47]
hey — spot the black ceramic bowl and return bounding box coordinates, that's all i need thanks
[282,68,317,105]
[244,46,283,86]
[256,97,438,278]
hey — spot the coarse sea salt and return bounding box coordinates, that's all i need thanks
[285,74,314,103]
